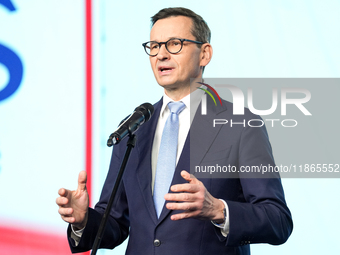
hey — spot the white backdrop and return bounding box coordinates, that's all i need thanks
[0,0,339,254]
[92,1,340,255]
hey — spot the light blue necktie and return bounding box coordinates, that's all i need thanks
[153,101,186,218]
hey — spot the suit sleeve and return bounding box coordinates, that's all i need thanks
[218,119,293,246]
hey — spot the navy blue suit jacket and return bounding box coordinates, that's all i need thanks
[68,95,293,254]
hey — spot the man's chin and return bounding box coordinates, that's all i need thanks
[156,79,177,89]
[157,83,177,92]
[158,82,192,93]
[156,77,188,88]
[155,76,175,86]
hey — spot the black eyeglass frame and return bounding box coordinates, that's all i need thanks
[142,38,204,56]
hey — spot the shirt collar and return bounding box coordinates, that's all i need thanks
[160,87,205,118]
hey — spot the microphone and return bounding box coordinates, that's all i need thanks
[107,103,154,147]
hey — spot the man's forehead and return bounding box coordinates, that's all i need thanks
[150,16,194,40]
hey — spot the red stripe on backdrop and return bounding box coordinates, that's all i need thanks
[85,0,92,205]
[85,0,92,254]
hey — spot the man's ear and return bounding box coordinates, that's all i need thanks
[199,43,213,67]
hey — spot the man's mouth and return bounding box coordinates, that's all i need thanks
[158,66,174,73]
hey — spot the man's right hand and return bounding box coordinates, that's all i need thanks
[56,171,89,230]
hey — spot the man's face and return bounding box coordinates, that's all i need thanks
[149,16,203,92]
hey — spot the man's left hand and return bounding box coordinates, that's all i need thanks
[165,170,225,222]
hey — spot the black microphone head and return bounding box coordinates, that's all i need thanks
[106,103,155,147]
[107,138,114,147]
[135,103,154,122]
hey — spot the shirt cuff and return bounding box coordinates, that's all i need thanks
[211,199,230,237]
[70,225,85,246]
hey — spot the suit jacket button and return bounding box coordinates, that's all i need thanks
[154,239,161,247]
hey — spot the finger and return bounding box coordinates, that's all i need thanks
[58,188,66,196]
[56,196,69,206]
[164,192,196,202]
[59,188,72,199]
[60,215,76,224]
[170,211,198,221]
[78,171,87,192]
[166,202,199,211]
[58,207,74,216]
[170,183,200,193]
[181,170,199,184]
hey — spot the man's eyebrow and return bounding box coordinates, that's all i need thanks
[150,37,182,42]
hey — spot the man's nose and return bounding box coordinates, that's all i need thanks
[157,43,170,60]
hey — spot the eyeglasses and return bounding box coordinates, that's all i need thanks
[142,38,204,56]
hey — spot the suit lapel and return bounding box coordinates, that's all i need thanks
[135,99,163,225]
[189,97,228,168]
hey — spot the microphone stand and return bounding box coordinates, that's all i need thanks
[91,134,137,255]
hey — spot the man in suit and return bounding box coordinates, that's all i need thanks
[56,7,293,254]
